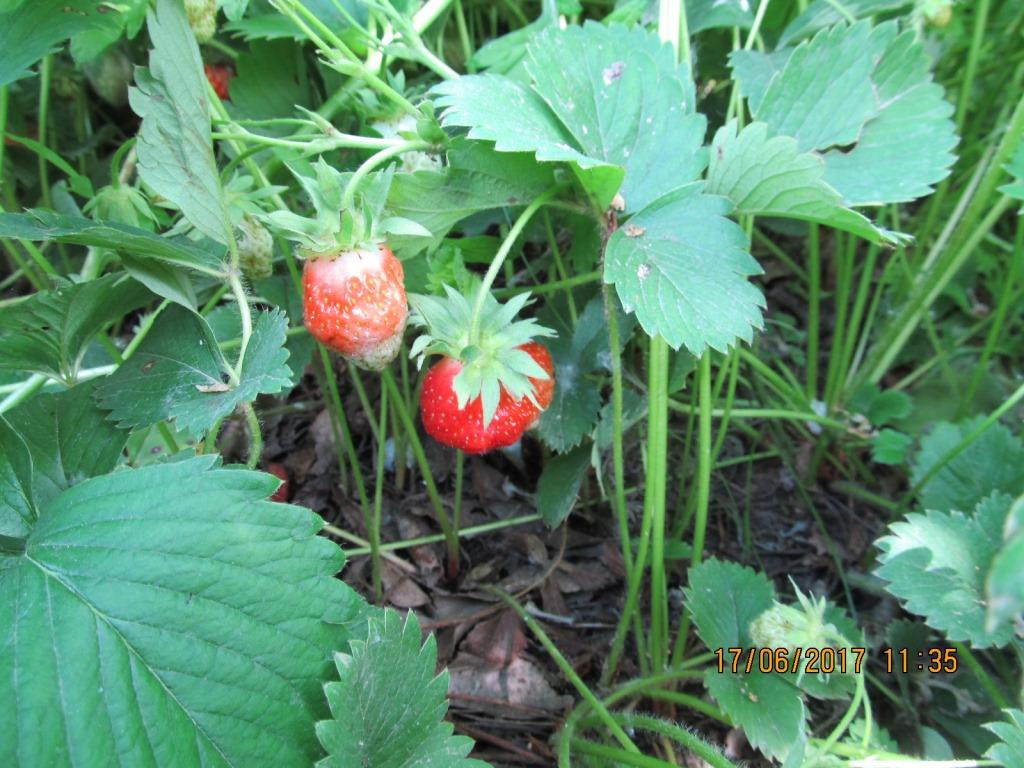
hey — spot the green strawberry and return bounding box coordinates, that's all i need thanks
[84,47,133,108]
[185,0,217,43]
[237,215,274,280]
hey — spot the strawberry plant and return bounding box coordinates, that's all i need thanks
[1,0,1023,766]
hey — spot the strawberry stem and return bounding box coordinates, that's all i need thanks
[467,184,564,344]
[340,138,433,214]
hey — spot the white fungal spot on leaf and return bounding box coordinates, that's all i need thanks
[602,61,625,86]
[625,224,646,238]
[637,263,651,282]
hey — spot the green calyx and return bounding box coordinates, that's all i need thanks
[409,286,555,427]
[748,582,843,653]
[263,159,429,257]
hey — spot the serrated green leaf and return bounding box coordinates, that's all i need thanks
[96,306,293,436]
[433,22,706,212]
[316,609,485,768]
[536,444,592,526]
[911,418,1024,512]
[0,274,151,383]
[129,0,229,244]
[872,429,913,465]
[604,184,764,355]
[0,210,226,274]
[876,492,1016,648]
[0,455,360,767]
[536,298,610,452]
[0,383,128,527]
[735,21,957,206]
[388,139,557,254]
[0,0,107,87]
[684,559,805,760]
[984,709,1024,766]
[779,0,911,46]
[707,121,904,245]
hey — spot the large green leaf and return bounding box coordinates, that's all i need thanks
[0,455,360,767]
[0,383,128,536]
[0,0,107,87]
[686,0,754,33]
[0,210,226,275]
[876,492,1017,648]
[433,22,707,212]
[96,306,293,436]
[0,274,152,383]
[316,609,485,768]
[685,559,805,761]
[129,0,230,245]
[734,21,957,206]
[387,139,557,253]
[707,121,905,245]
[603,184,764,355]
[911,418,1024,513]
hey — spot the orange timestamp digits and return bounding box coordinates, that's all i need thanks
[713,646,866,675]
[881,646,958,674]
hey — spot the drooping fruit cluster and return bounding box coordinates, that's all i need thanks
[236,215,273,280]
[185,0,217,43]
[204,63,234,101]
[303,244,408,371]
[421,341,553,453]
[410,289,556,454]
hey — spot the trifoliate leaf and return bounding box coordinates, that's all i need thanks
[984,709,1024,766]
[0,383,128,530]
[0,210,226,275]
[876,492,1017,648]
[604,184,764,355]
[96,306,293,436]
[316,609,485,768]
[0,0,107,87]
[0,455,360,767]
[536,444,592,526]
[707,121,905,245]
[130,0,230,245]
[911,418,1024,512]
[849,383,914,426]
[685,559,806,761]
[734,21,957,206]
[0,274,151,383]
[433,22,706,212]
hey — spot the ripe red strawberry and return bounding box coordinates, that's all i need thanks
[303,244,408,370]
[204,63,233,101]
[267,463,290,503]
[421,341,554,454]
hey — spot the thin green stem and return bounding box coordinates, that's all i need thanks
[318,347,370,511]
[647,335,670,672]
[340,139,432,212]
[37,55,53,211]
[341,513,541,556]
[468,185,564,340]
[692,353,712,567]
[806,224,820,399]
[381,369,460,577]
[243,403,262,470]
[371,382,388,603]
[491,589,641,755]
[453,450,464,536]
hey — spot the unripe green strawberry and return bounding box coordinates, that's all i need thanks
[185,0,217,43]
[237,215,274,280]
[84,47,133,107]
